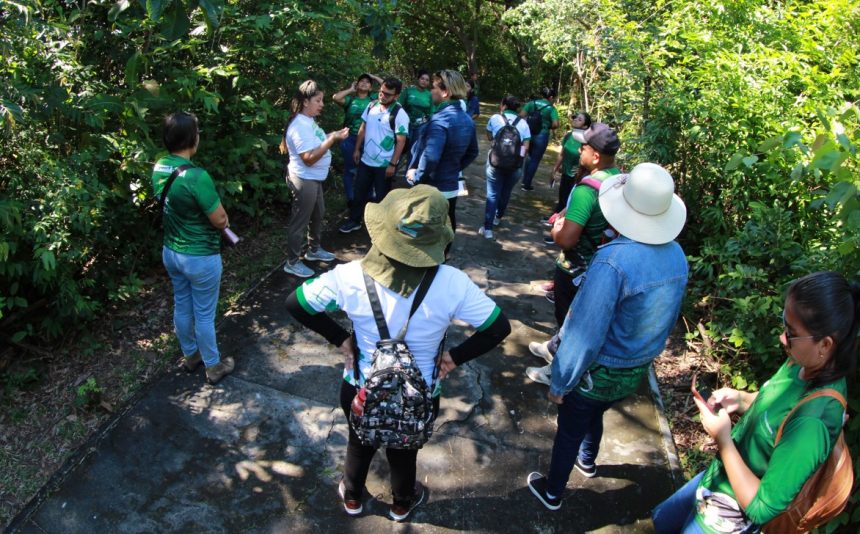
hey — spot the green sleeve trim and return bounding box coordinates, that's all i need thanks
[296,285,319,315]
[477,305,501,332]
[203,198,221,216]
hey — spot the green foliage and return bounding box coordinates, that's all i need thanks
[0,0,377,345]
[73,377,103,410]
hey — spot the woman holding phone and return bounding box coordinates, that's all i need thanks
[652,271,857,533]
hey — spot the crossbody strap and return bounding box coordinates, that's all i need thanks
[356,266,439,381]
[774,388,847,444]
[158,164,193,217]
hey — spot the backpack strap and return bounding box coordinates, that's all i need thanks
[579,177,603,192]
[158,164,193,217]
[388,102,403,133]
[774,388,847,444]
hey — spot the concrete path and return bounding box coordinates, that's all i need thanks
[9,112,681,533]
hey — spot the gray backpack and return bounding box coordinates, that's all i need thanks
[350,267,441,449]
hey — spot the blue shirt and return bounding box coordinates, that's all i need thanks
[409,102,479,193]
[550,236,689,397]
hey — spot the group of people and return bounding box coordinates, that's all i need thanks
[151,67,857,531]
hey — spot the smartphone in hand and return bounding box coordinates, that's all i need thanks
[691,373,721,413]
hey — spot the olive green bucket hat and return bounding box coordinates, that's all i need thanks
[364,185,454,267]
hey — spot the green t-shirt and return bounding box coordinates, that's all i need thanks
[342,94,373,136]
[556,167,621,275]
[523,99,559,134]
[152,154,222,256]
[695,361,847,532]
[398,86,433,127]
[575,362,651,402]
[560,131,582,176]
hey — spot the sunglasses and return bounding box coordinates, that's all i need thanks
[782,309,815,349]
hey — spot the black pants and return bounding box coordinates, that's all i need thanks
[445,196,457,258]
[339,381,440,506]
[553,265,580,327]
[553,173,576,214]
[349,162,389,223]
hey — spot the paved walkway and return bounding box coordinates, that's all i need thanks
[9,110,682,533]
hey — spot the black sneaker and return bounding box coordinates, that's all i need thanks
[521,184,534,192]
[574,457,597,478]
[545,291,555,304]
[389,481,426,521]
[527,472,561,511]
[540,216,552,228]
[338,220,362,234]
[543,236,556,246]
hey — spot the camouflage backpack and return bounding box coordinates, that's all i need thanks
[350,267,441,450]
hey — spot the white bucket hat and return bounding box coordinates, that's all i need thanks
[598,163,686,245]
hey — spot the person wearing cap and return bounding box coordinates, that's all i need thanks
[333,73,384,206]
[527,163,688,511]
[285,185,511,521]
[525,123,622,386]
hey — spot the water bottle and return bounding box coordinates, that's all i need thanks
[351,388,367,417]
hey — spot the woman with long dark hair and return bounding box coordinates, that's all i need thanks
[281,80,349,278]
[653,271,858,533]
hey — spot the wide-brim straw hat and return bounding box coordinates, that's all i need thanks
[364,185,454,267]
[598,163,686,245]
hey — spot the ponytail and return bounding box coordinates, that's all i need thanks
[280,80,322,156]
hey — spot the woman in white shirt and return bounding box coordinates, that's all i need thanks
[282,80,349,278]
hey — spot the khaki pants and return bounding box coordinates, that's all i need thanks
[286,174,325,263]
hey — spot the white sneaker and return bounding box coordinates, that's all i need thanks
[529,341,553,364]
[478,227,494,239]
[493,216,501,226]
[526,365,552,386]
[305,247,336,262]
[283,260,314,278]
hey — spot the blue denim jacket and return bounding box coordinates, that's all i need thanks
[409,102,479,193]
[550,236,688,397]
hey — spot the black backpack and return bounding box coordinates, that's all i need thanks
[489,115,523,170]
[350,267,441,450]
[364,100,404,133]
[525,101,549,136]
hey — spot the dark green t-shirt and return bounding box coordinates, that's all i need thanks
[522,99,559,134]
[556,167,620,275]
[560,131,582,176]
[152,154,221,256]
[696,361,847,531]
[398,86,432,127]
[342,94,373,136]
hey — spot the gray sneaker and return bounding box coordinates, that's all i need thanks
[493,216,501,226]
[205,356,235,384]
[528,341,553,364]
[179,351,202,372]
[305,247,336,262]
[283,260,314,278]
[526,364,552,386]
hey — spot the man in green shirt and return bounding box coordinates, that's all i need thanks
[526,123,621,386]
[519,87,560,190]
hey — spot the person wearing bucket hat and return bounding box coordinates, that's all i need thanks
[286,185,511,521]
[526,122,621,387]
[527,163,689,512]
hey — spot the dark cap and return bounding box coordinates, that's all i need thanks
[573,123,620,156]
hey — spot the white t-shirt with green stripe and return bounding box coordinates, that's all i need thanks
[297,261,499,387]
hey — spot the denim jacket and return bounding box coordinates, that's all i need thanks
[550,236,688,397]
[409,102,479,193]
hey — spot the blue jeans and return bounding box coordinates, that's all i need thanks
[162,247,222,367]
[547,389,615,496]
[522,130,549,188]
[484,159,521,229]
[652,472,706,534]
[340,134,358,202]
